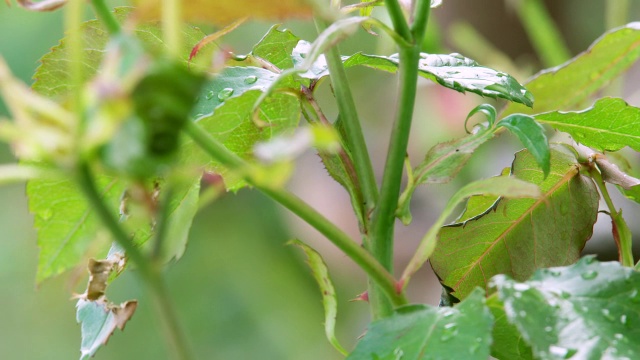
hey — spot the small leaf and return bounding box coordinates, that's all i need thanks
[464,103,497,132]
[535,97,640,153]
[502,22,640,116]
[492,257,640,360]
[401,176,540,286]
[603,152,640,203]
[342,52,533,106]
[397,117,495,225]
[289,239,347,356]
[348,288,493,360]
[431,148,599,300]
[594,154,640,190]
[498,114,550,177]
[77,299,138,360]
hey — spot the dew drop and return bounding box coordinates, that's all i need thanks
[299,53,307,59]
[583,256,596,264]
[550,346,577,359]
[549,270,562,277]
[581,270,598,280]
[442,309,455,318]
[559,291,571,299]
[514,283,530,291]
[614,333,624,340]
[205,90,215,100]
[518,310,527,317]
[244,75,258,84]
[217,88,234,101]
[544,326,553,332]
[601,308,615,321]
[440,323,458,342]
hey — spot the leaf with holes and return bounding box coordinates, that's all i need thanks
[535,97,640,153]
[430,148,599,300]
[348,288,493,360]
[502,22,640,116]
[492,257,640,360]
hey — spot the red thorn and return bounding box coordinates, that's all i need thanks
[350,291,368,302]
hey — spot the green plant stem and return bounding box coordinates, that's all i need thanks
[90,0,121,34]
[183,121,407,307]
[515,0,571,67]
[151,184,174,261]
[590,166,634,267]
[605,0,629,97]
[314,18,379,216]
[366,0,431,319]
[384,0,411,41]
[76,163,194,360]
[162,0,182,58]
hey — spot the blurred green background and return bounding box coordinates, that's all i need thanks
[1,1,639,359]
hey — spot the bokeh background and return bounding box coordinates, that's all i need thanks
[1,1,640,359]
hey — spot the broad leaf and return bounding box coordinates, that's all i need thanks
[132,0,314,25]
[348,288,493,360]
[430,148,599,300]
[32,7,213,97]
[502,22,640,116]
[535,97,640,152]
[289,239,346,356]
[157,178,201,262]
[497,114,550,177]
[342,52,534,106]
[28,176,125,283]
[492,257,640,360]
[487,295,533,360]
[455,168,511,223]
[401,176,541,286]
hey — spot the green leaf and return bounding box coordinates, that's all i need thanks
[498,114,550,177]
[342,52,534,106]
[502,22,640,116]
[455,168,511,223]
[158,177,202,262]
[191,66,279,119]
[347,288,493,360]
[28,175,125,283]
[535,97,640,153]
[492,257,640,360]
[431,148,599,300]
[289,239,347,356]
[401,176,541,286]
[77,299,137,360]
[32,7,213,97]
[397,108,497,224]
[251,25,300,70]
[487,295,533,360]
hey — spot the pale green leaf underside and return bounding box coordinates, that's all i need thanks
[493,257,640,360]
[348,288,493,360]
[431,148,599,300]
[502,22,640,116]
[488,296,533,360]
[498,114,550,177]
[535,97,640,152]
[76,299,136,360]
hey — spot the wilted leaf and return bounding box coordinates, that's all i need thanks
[431,148,599,300]
[535,97,640,153]
[15,0,65,11]
[342,52,533,106]
[594,154,640,190]
[604,152,640,204]
[348,288,493,360]
[289,239,346,356]
[401,176,540,286]
[492,257,640,360]
[497,114,550,177]
[502,22,640,116]
[133,0,314,25]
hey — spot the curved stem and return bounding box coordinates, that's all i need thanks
[183,121,407,307]
[589,165,634,267]
[76,163,194,360]
[384,0,411,41]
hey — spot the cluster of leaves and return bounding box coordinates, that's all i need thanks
[3,0,640,359]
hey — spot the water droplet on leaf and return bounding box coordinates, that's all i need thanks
[244,75,258,84]
[581,270,598,280]
[218,88,234,101]
[205,90,215,100]
[620,314,628,325]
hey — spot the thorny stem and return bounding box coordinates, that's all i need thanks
[184,121,407,307]
[76,163,194,360]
